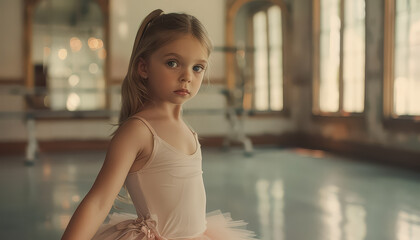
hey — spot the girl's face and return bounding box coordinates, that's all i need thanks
[139,34,209,106]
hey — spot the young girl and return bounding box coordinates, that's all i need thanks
[62,9,258,240]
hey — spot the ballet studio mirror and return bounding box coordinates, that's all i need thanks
[24,0,109,111]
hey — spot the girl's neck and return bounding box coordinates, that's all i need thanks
[141,101,183,121]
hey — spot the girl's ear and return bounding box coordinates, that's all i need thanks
[138,58,148,79]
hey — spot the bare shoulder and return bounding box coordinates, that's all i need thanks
[115,117,153,139]
[111,117,154,154]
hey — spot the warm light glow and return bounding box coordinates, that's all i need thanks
[393,2,420,116]
[66,93,80,111]
[88,37,103,50]
[319,185,342,239]
[69,37,82,52]
[256,179,271,238]
[319,0,341,112]
[98,48,106,59]
[256,179,285,239]
[68,74,80,87]
[343,0,365,113]
[344,204,366,240]
[253,11,269,110]
[397,210,420,240]
[58,48,68,60]
[394,77,420,115]
[268,5,283,111]
[271,180,285,240]
[97,39,103,49]
[89,63,99,74]
[88,37,97,49]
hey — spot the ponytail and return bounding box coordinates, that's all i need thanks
[111,10,164,136]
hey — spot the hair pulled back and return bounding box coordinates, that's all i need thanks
[114,9,212,135]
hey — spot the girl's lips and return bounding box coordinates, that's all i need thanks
[174,89,190,95]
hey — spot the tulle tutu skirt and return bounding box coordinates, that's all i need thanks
[93,210,258,240]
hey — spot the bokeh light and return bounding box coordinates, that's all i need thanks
[58,48,68,60]
[68,74,80,87]
[66,93,80,111]
[70,37,82,52]
[89,63,99,74]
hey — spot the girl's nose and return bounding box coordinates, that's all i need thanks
[180,69,192,83]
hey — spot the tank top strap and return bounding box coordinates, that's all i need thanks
[127,116,157,136]
[185,123,197,135]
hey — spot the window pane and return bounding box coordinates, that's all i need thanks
[319,0,340,112]
[394,0,420,115]
[253,11,269,111]
[343,0,365,112]
[268,5,283,111]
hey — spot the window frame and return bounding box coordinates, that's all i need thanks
[312,0,367,117]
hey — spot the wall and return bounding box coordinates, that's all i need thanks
[109,0,226,81]
[0,0,23,80]
[0,0,293,144]
[0,0,419,161]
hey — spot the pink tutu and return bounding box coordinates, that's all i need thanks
[93,210,258,240]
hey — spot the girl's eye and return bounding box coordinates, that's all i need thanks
[167,60,178,68]
[193,65,205,73]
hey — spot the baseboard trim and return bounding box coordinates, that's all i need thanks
[295,133,420,170]
[199,133,420,170]
[0,142,27,155]
[0,140,110,156]
[0,78,24,85]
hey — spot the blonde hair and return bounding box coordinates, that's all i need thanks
[112,9,213,136]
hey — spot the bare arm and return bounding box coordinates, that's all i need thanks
[61,120,152,240]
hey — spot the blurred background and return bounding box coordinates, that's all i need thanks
[1,0,420,239]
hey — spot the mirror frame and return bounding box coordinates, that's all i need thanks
[23,0,110,112]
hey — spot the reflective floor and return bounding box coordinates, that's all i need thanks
[1,147,420,240]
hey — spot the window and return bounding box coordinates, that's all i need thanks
[227,1,285,113]
[313,0,365,115]
[385,0,420,118]
[253,5,283,111]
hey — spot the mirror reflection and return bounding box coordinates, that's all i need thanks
[31,0,106,111]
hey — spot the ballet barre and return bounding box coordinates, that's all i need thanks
[1,87,253,165]
[0,110,119,165]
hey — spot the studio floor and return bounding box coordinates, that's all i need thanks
[1,147,420,240]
